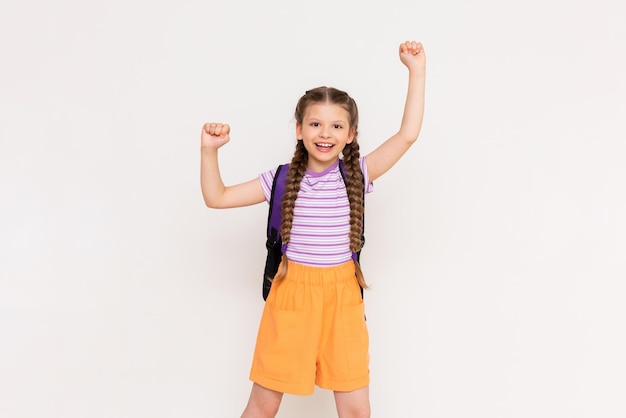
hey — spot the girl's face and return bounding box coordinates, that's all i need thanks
[296,103,355,172]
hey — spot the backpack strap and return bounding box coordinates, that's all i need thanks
[266,163,289,247]
[263,164,289,300]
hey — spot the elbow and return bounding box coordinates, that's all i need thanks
[398,131,420,145]
[204,199,223,209]
[202,187,225,208]
[204,196,232,209]
[201,183,228,209]
[406,135,419,145]
[403,125,423,144]
[203,195,221,209]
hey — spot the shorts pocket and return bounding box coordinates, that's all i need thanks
[341,301,370,377]
[342,301,368,343]
[257,303,310,383]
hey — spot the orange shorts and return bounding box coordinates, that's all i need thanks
[249,260,370,395]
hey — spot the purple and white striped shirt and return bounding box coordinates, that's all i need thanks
[259,157,374,267]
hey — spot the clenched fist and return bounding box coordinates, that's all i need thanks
[201,123,231,149]
[399,41,426,73]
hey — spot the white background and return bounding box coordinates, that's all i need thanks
[1,0,625,417]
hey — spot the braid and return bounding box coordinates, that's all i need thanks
[273,141,308,282]
[281,141,308,245]
[342,138,368,290]
[342,141,365,254]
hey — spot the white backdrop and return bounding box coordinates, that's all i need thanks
[1,0,625,417]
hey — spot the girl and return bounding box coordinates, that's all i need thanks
[201,41,426,418]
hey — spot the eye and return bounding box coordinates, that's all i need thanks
[310,122,320,127]
[333,124,343,129]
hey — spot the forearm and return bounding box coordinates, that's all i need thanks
[397,69,426,143]
[200,146,226,208]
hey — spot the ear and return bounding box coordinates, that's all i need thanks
[295,123,302,140]
[347,127,356,144]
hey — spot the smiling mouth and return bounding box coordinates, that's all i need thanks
[315,143,334,148]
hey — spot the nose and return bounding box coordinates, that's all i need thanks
[320,126,331,138]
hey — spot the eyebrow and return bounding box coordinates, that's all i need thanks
[307,118,348,124]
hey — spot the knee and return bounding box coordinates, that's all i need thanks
[339,409,371,418]
[340,407,370,418]
[337,402,370,418]
[241,400,280,418]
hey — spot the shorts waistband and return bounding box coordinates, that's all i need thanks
[283,260,356,286]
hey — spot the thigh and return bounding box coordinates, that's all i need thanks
[334,386,370,418]
[250,274,321,395]
[317,275,370,392]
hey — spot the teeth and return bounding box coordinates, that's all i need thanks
[316,143,333,148]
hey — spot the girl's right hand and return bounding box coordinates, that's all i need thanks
[201,122,231,149]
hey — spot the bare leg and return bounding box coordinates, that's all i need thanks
[241,383,284,418]
[334,386,370,418]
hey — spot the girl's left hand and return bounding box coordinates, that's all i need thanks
[399,41,426,72]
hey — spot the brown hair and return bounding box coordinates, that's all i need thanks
[273,86,367,289]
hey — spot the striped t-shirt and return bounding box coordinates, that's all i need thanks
[259,157,374,267]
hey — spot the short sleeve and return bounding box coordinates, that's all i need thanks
[259,167,278,203]
[360,156,374,194]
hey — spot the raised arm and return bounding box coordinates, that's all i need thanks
[200,123,265,208]
[365,41,426,182]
